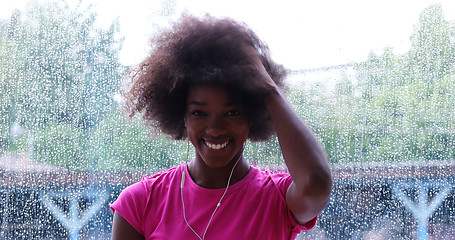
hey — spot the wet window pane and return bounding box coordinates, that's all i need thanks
[0,1,454,239]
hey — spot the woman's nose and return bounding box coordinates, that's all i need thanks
[206,117,226,137]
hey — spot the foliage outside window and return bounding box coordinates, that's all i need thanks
[0,1,454,239]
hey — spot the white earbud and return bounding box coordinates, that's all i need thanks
[181,171,185,189]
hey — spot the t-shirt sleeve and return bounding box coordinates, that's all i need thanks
[271,173,318,232]
[110,180,149,236]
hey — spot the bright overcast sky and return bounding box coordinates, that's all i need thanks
[2,0,455,70]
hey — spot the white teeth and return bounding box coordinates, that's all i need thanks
[205,141,229,150]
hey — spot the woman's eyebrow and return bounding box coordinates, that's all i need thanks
[187,101,237,107]
[188,100,206,106]
[224,102,236,107]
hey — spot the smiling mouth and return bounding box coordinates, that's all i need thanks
[204,140,229,150]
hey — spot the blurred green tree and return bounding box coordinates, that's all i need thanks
[286,4,455,164]
[0,0,124,168]
[88,110,187,170]
[336,4,454,163]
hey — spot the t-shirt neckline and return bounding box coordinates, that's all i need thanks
[182,163,258,195]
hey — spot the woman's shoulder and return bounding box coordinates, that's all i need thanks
[140,164,184,190]
[143,164,184,181]
[251,166,291,180]
[117,164,184,198]
[250,166,293,193]
[112,164,184,208]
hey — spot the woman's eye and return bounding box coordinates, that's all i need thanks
[190,110,205,116]
[226,110,240,117]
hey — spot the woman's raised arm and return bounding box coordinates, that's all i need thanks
[264,88,332,225]
[246,47,332,224]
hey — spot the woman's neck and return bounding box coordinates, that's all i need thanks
[187,155,251,189]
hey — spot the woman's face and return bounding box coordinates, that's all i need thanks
[185,84,250,168]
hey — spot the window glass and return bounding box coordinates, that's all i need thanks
[0,0,454,239]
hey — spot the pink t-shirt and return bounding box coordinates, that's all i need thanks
[111,164,316,240]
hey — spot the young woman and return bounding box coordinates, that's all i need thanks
[111,14,332,240]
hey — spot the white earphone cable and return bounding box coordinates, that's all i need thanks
[181,154,242,240]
